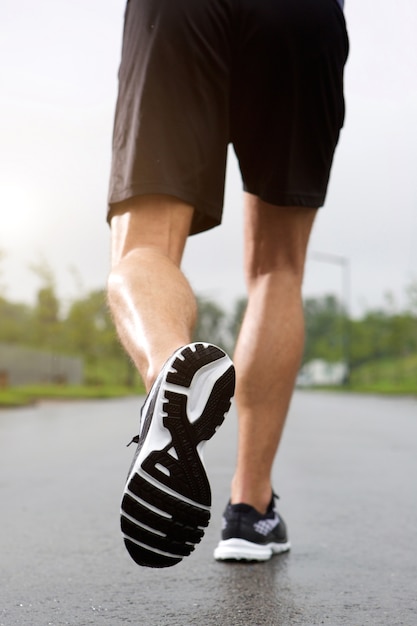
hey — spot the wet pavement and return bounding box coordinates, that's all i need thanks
[1,391,416,625]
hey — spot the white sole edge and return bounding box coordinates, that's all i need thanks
[214,538,291,561]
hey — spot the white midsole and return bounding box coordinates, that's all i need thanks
[214,538,291,561]
[130,344,232,486]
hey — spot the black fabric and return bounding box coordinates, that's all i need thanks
[108,0,349,234]
[221,499,288,544]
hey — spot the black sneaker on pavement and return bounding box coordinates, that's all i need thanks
[121,342,235,568]
[213,495,291,561]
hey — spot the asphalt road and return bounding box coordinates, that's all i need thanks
[1,391,416,626]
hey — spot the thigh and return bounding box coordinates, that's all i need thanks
[232,0,349,209]
[109,195,194,267]
[243,194,317,282]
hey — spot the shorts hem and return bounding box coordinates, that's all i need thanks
[108,183,222,235]
[243,186,326,209]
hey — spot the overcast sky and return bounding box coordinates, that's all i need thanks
[1,0,416,317]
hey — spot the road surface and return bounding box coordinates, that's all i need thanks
[1,391,416,625]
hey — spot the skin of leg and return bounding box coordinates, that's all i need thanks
[107,194,197,391]
[231,193,317,514]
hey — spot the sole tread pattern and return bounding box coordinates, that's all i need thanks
[121,493,205,543]
[121,343,235,568]
[124,538,182,568]
[120,516,195,557]
[166,344,225,387]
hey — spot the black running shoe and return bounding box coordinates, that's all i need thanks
[121,343,235,568]
[214,495,291,561]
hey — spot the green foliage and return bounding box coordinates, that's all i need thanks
[303,295,348,364]
[63,289,137,386]
[349,353,417,395]
[32,286,61,348]
[193,297,225,343]
[302,290,417,379]
[0,298,33,344]
[192,296,248,355]
[0,274,133,387]
[1,261,417,396]
[349,310,417,367]
[65,290,118,359]
[193,296,231,353]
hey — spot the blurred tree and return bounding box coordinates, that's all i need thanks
[0,298,33,344]
[1,253,417,390]
[64,289,135,386]
[193,297,230,352]
[349,311,390,366]
[303,295,347,364]
[32,286,61,349]
[64,289,125,360]
[28,258,61,349]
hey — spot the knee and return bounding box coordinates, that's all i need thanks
[245,260,306,294]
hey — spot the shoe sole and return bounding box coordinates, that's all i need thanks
[121,343,235,568]
[214,538,291,562]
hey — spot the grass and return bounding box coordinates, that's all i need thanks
[347,381,417,396]
[0,382,146,408]
[347,353,417,396]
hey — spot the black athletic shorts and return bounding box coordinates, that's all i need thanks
[108,0,349,234]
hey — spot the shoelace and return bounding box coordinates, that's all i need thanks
[126,434,140,447]
[126,402,145,447]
